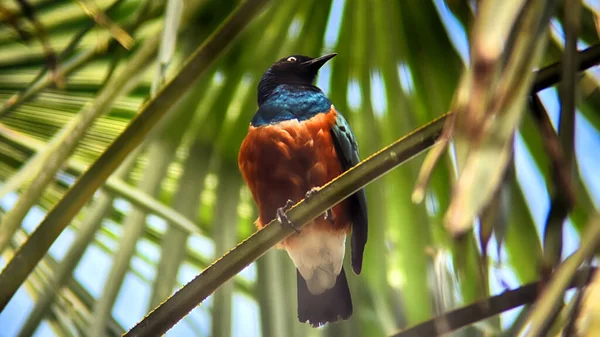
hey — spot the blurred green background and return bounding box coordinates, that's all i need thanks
[0,0,598,336]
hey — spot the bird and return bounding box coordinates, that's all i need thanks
[238,53,368,327]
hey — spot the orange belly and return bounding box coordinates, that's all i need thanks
[238,108,351,243]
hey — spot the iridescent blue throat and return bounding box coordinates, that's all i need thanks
[251,85,332,127]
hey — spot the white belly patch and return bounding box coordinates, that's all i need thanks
[285,224,346,295]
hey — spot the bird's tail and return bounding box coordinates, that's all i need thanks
[297,267,353,327]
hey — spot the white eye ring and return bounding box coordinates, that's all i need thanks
[287,56,297,62]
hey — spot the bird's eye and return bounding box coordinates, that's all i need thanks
[287,56,297,62]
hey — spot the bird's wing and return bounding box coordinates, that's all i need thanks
[329,107,368,275]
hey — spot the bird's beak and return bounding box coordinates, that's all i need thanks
[303,53,337,70]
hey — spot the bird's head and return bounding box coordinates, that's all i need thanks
[258,53,336,105]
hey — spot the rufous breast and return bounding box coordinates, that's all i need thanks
[238,107,351,236]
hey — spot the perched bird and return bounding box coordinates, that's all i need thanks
[238,53,368,326]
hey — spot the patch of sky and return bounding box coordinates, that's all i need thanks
[102,218,123,238]
[21,205,45,233]
[514,132,581,261]
[56,170,76,186]
[287,17,303,41]
[432,0,470,64]
[484,223,524,329]
[370,70,387,117]
[232,292,260,337]
[147,214,168,234]
[397,62,415,95]
[538,88,560,128]
[514,133,551,234]
[425,192,440,216]
[0,189,18,210]
[48,226,75,262]
[32,321,54,337]
[113,198,131,214]
[448,142,459,177]
[485,216,524,300]
[316,61,332,94]
[538,87,600,206]
[96,224,119,252]
[497,306,524,331]
[187,234,215,260]
[322,0,346,51]
[130,255,156,282]
[168,263,213,336]
[166,315,209,337]
[0,281,35,336]
[574,115,600,205]
[346,79,362,110]
[186,305,212,336]
[584,0,600,11]
[74,244,112,299]
[563,222,581,258]
[549,18,589,50]
[112,272,151,329]
[213,70,225,86]
[177,262,201,286]
[238,262,257,283]
[136,238,161,263]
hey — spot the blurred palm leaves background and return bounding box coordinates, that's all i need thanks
[0,0,599,336]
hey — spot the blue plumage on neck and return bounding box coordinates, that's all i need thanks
[251,85,332,127]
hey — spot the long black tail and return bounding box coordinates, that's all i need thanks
[297,267,353,327]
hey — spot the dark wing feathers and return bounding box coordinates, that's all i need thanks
[330,109,368,275]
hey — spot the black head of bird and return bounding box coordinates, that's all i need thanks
[257,53,337,105]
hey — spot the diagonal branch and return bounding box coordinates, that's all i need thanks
[75,0,135,49]
[123,114,447,337]
[388,267,596,337]
[532,43,600,93]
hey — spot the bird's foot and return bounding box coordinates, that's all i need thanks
[305,187,335,224]
[276,199,301,233]
[305,187,320,199]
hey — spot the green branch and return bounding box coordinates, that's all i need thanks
[532,43,600,92]
[388,267,596,337]
[122,113,446,337]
